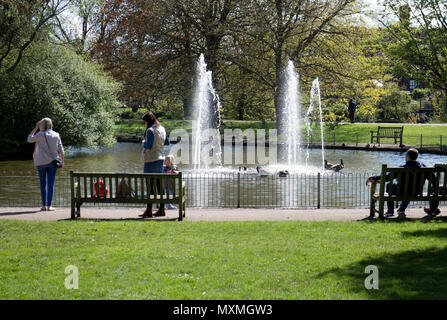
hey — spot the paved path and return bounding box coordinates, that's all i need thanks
[0,207,442,222]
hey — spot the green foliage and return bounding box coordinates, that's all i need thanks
[323,102,348,124]
[411,88,430,101]
[382,0,447,95]
[151,101,184,120]
[0,41,121,160]
[376,89,414,121]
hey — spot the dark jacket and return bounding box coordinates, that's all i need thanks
[370,160,427,195]
[348,100,356,113]
[370,160,426,181]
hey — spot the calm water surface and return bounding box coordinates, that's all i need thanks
[1,143,446,208]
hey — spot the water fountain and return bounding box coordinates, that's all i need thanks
[192,54,222,169]
[306,78,325,169]
[281,60,302,166]
[276,60,326,171]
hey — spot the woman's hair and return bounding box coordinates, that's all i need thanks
[39,118,53,131]
[165,155,175,167]
[142,111,160,127]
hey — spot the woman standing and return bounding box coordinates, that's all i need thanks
[139,111,167,218]
[27,118,64,211]
[348,98,357,123]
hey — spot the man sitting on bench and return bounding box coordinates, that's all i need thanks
[366,148,426,219]
[424,163,447,217]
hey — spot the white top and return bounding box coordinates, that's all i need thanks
[27,130,64,167]
[142,125,166,163]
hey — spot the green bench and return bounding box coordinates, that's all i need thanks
[70,171,186,220]
[370,126,404,147]
[369,164,447,218]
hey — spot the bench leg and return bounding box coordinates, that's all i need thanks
[178,201,183,221]
[378,200,385,219]
[76,201,81,218]
[71,200,76,220]
[369,199,376,217]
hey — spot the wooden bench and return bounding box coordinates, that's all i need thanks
[369,164,447,218]
[370,126,404,147]
[70,171,186,220]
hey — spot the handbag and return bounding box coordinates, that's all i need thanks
[43,133,62,168]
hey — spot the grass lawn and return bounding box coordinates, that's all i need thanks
[115,120,447,147]
[1,219,447,299]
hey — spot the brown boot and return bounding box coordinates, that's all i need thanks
[153,207,166,217]
[139,208,153,218]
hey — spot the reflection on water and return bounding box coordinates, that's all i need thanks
[1,142,447,174]
[1,142,447,208]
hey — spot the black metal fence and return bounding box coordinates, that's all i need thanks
[305,132,447,151]
[0,170,441,209]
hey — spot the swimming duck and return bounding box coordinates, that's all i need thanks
[329,159,344,172]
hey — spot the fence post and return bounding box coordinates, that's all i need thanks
[356,133,358,147]
[333,132,335,146]
[420,134,423,149]
[237,170,241,208]
[317,172,321,209]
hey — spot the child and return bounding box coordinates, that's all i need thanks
[164,155,178,209]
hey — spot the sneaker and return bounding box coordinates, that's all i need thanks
[46,206,56,211]
[397,211,406,219]
[166,203,177,210]
[385,212,394,217]
[424,207,441,216]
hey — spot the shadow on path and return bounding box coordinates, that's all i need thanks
[0,210,40,216]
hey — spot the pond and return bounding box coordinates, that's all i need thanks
[1,143,447,208]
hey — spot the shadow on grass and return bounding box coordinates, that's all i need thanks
[316,247,447,299]
[359,215,447,223]
[402,226,447,239]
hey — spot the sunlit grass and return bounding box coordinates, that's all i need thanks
[115,120,447,147]
[1,219,447,299]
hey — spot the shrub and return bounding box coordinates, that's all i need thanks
[0,42,121,160]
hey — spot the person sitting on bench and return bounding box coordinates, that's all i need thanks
[366,148,426,218]
[423,163,447,217]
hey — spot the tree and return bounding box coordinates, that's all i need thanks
[0,41,121,160]
[229,0,358,133]
[52,0,105,52]
[0,0,68,72]
[381,0,447,95]
[92,0,239,118]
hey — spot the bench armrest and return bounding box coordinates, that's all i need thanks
[370,180,379,195]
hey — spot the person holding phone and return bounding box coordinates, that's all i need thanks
[27,118,64,211]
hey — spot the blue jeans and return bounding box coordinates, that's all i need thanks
[386,182,409,214]
[144,160,164,210]
[144,160,164,173]
[37,166,57,207]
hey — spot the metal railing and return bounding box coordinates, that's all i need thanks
[1,170,442,209]
[305,132,447,151]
